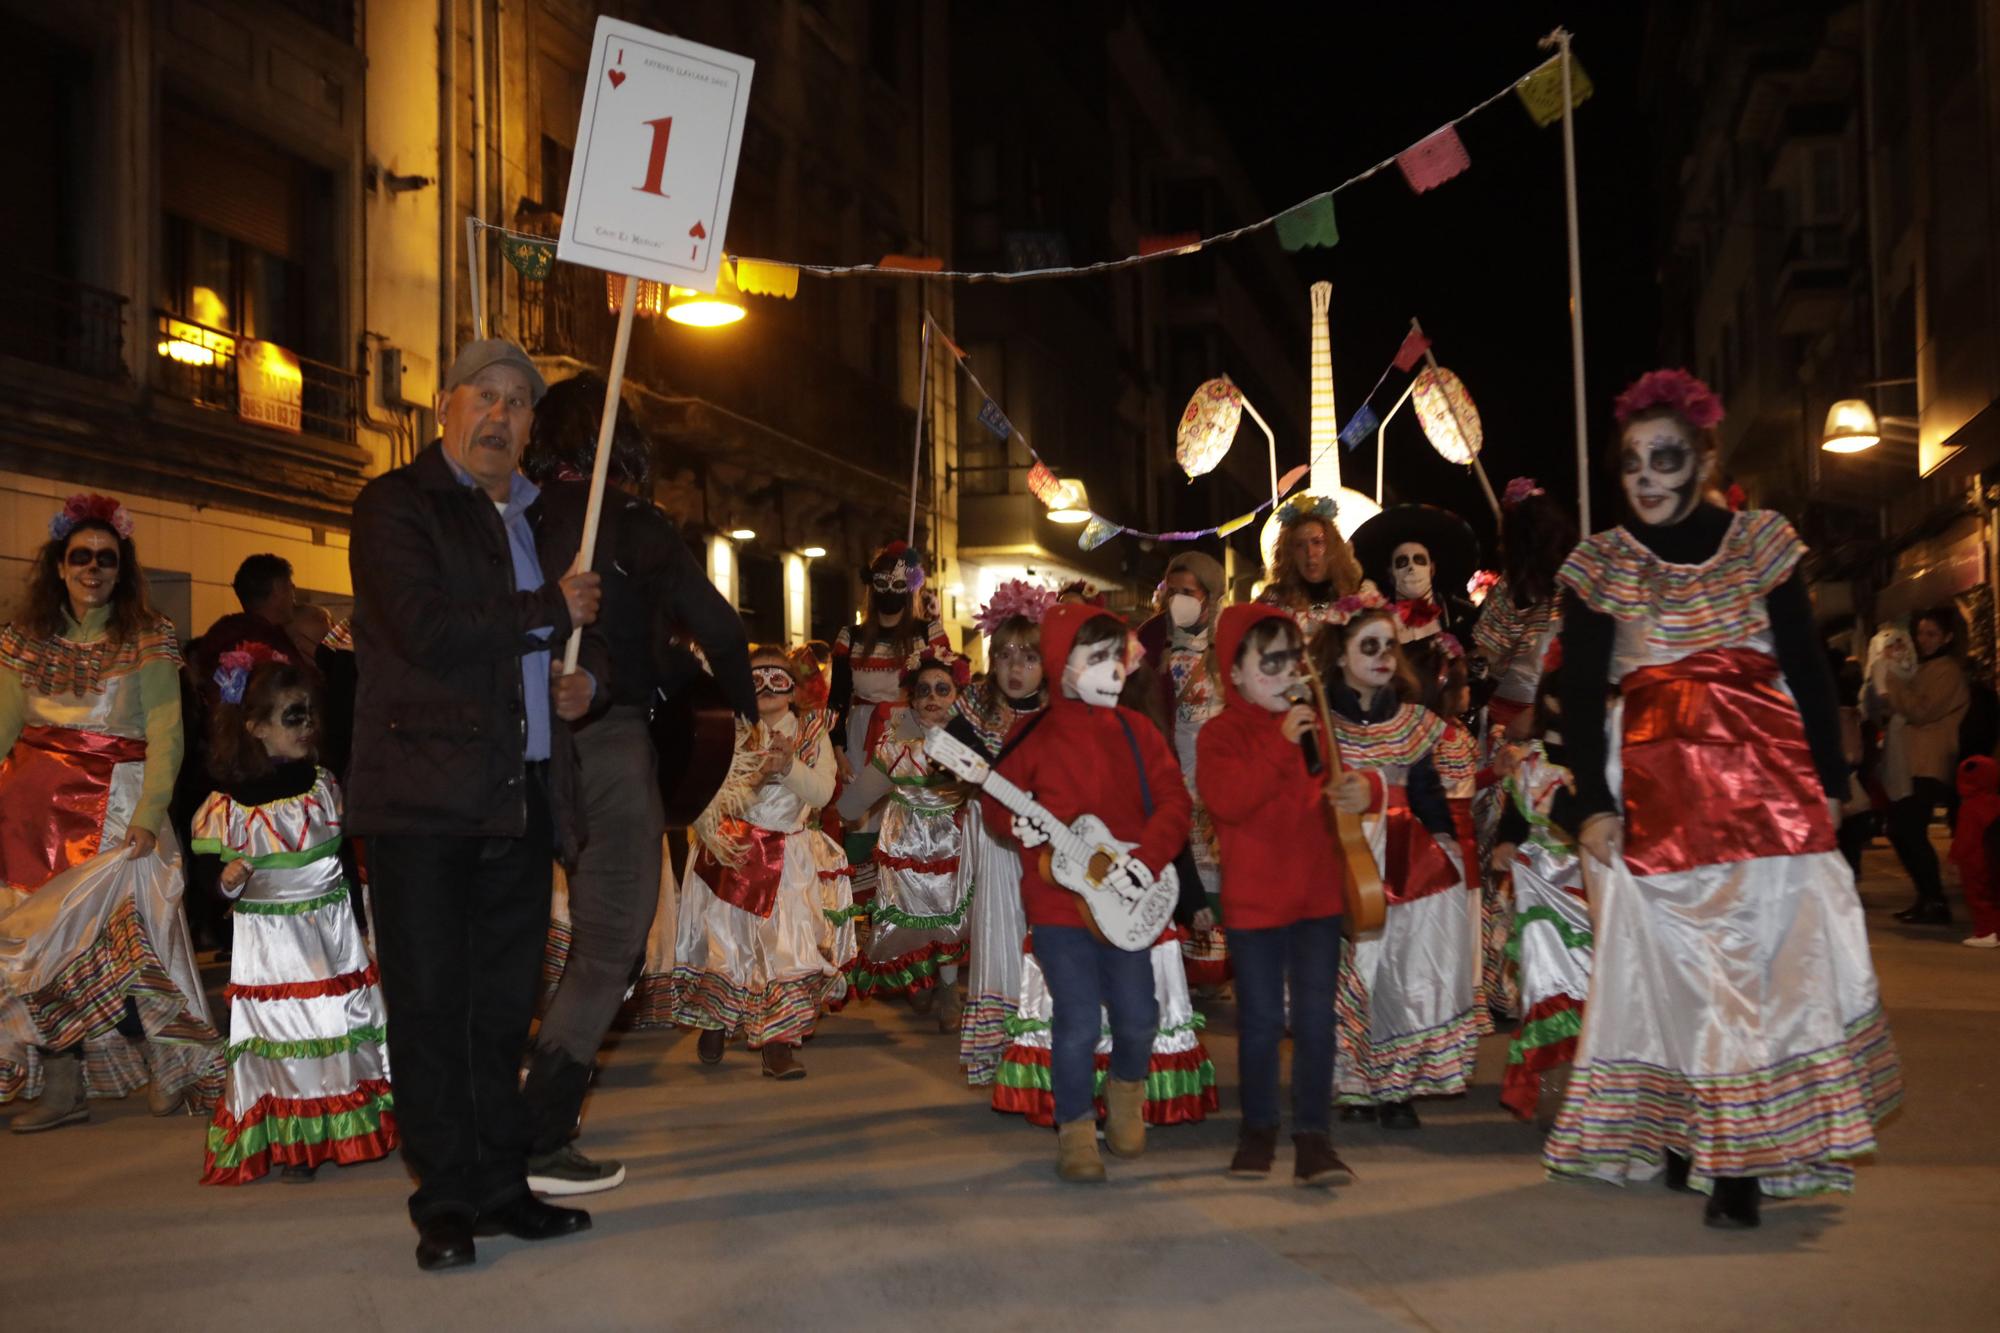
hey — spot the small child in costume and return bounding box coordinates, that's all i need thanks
[669,646,855,1078]
[1197,605,1374,1185]
[985,605,1194,1182]
[1949,755,2000,948]
[193,653,395,1184]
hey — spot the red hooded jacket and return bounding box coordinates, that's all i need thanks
[987,604,1192,931]
[1196,603,1367,930]
[1950,754,2000,882]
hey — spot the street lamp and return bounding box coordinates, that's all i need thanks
[729,527,756,541]
[1044,478,1091,525]
[666,264,748,328]
[1820,397,1918,453]
[801,545,827,559]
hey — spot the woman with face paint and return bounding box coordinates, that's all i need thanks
[828,543,953,904]
[1,495,225,1133]
[945,582,1056,1081]
[194,658,396,1182]
[1135,552,1232,991]
[668,647,854,1080]
[835,651,975,1015]
[1312,597,1479,1130]
[982,606,1207,1182]
[1549,369,1899,1229]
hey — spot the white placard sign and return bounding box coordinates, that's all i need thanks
[557,18,755,293]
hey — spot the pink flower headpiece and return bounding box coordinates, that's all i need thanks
[904,643,970,690]
[1502,477,1545,507]
[974,579,1057,638]
[1612,368,1724,431]
[212,640,292,706]
[1323,589,1389,627]
[50,493,135,543]
[1466,569,1501,604]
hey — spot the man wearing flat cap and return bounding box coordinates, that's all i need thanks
[348,338,604,1271]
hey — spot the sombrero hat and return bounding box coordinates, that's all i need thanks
[1350,504,1481,595]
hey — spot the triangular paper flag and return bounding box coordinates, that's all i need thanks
[1393,329,1433,372]
[976,398,1012,440]
[1516,54,1594,128]
[1276,195,1339,251]
[1278,463,1311,494]
[1026,462,1062,505]
[1396,125,1471,194]
[732,260,799,299]
[500,235,555,280]
[1339,404,1380,451]
[1078,516,1122,551]
[1214,510,1259,539]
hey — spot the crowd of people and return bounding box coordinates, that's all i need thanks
[0,343,1927,1270]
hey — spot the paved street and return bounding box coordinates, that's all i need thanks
[3,839,1996,1332]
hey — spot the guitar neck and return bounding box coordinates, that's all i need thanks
[1309,283,1338,483]
[974,767,1094,864]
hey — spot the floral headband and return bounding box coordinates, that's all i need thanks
[974,579,1057,638]
[1612,368,1724,430]
[869,540,926,592]
[50,493,134,542]
[1323,588,1390,627]
[1277,493,1338,529]
[904,644,971,690]
[212,641,291,706]
[1466,569,1501,603]
[1502,477,1545,507]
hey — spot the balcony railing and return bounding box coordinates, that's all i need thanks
[0,271,127,381]
[151,310,360,445]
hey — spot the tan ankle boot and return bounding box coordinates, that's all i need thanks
[11,1049,89,1134]
[1102,1077,1147,1159]
[1055,1118,1105,1183]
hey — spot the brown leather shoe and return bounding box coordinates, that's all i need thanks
[760,1043,806,1080]
[1055,1118,1106,1183]
[1229,1124,1278,1178]
[1102,1078,1147,1160]
[697,1028,726,1065]
[1292,1132,1354,1187]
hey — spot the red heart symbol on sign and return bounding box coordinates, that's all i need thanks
[689,220,707,239]
[607,69,625,89]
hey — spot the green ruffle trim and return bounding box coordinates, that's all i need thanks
[1504,906,1594,962]
[846,944,966,994]
[823,902,869,926]
[1507,1006,1584,1064]
[226,1025,388,1063]
[230,885,354,917]
[1002,1011,1208,1040]
[867,886,972,932]
[993,1057,1218,1103]
[205,1091,395,1168]
[191,837,343,870]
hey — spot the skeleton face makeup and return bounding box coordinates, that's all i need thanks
[1338,616,1400,699]
[1230,626,1304,714]
[1619,417,1708,526]
[1390,542,1434,600]
[871,563,912,617]
[1062,635,1128,708]
[910,668,957,727]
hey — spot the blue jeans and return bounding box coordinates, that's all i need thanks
[1231,914,1344,1136]
[1032,924,1159,1125]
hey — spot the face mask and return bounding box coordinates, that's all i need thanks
[1167,593,1204,630]
[1620,421,1705,526]
[873,591,908,616]
[1391,542,1434,600]
[1063,638,1127,708]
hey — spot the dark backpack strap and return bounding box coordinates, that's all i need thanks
[1115,712,1155,817]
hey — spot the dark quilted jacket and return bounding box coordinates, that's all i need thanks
[346,442,586,861]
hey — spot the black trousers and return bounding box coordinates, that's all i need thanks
[1886,776,1950,905]
[370,768,555,1224]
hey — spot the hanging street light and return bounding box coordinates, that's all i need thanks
[1821,398,1881,453]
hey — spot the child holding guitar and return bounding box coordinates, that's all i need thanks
[976,606,1192,1183]
[1315,594,1481,1130]
[1197,605,1377,1185]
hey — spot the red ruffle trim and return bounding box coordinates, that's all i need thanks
[199,1079,399,1185]
[225,962,381,1003]
[1499,994,1582,1121]
[874,850,960,875]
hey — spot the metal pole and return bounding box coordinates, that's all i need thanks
[466,216,486,340]
[907,315,932,546]
[561,272,638,673]
[1239,390,1279,504]
[1375,376,1420,507]
[1542,26,1591,532]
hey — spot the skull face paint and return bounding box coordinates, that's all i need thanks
[1390,541,1434,600]
[1062,635,1128,708]
[1620,416,1708,526]
[870,562,912,617]
[1338,614,1400,701]
[1229,625,1304,714]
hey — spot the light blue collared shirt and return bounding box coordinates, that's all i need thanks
[443,452,553,761]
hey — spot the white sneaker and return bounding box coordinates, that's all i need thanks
[1962,934,1999,949]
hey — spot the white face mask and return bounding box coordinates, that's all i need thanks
[1391,542,1434,600]
[1063,637,1127,708]
[1167,593,1204,630]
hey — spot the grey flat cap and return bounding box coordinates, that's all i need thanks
[442,338,548,403]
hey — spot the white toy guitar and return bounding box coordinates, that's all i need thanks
[924,728,1177,952]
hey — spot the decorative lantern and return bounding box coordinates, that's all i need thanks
[1410,366,1483,464]
[1176,375,1246,480]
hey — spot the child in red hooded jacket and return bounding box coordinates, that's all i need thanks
[1950,754,2000,947]
[1198,604,1377,1184]
[987,605,1192,1182]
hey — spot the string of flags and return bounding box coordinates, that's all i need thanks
[937,315,1452,552]
[478,52,1588,288]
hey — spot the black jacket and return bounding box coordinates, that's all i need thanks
[346,442,590,861]
[531,479,755,718]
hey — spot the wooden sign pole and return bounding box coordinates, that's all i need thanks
[561,272,639,673]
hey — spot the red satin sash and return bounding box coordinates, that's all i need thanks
[1619,647,1834,876]
[1383,787,1462,905]
[692,819,788,918]
[0,725,148,891]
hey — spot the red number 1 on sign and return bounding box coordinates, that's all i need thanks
[635,116,672,197]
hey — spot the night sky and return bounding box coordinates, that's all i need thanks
[1150,1,1661,560]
